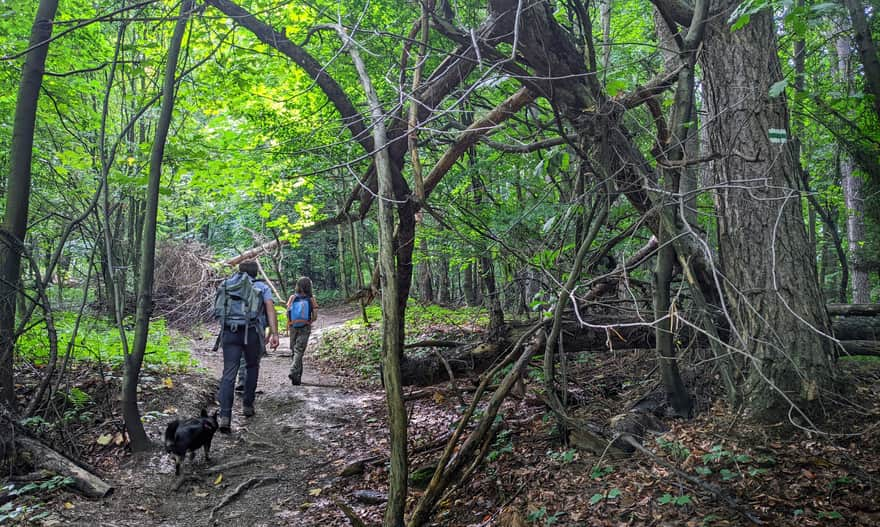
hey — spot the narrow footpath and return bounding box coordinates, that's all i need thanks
[64,304,378,527]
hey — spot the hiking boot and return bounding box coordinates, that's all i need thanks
[243,406,255,417]
[218,416,231,434]
[288,373,301,386]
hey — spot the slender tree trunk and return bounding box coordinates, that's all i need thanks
[0,0,60,409]
[700,1,836,422]
[463,262,477,307]
[324,23,408,525]
[835,33,870,303]
[436,256,450,304]
[418,237,434,303]
[337,222,349,298]
[651,0,706,417]
[125,0,193,451]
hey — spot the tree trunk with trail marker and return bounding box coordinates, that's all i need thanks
[700,1,836,422]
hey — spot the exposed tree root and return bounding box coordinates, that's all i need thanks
[334,498,368,527]
[205,457,267,474]
[209,476,278,520]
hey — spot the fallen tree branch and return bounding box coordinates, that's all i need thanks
[16,437,113,498]
[404,340,464,348]
[827,303,880,316]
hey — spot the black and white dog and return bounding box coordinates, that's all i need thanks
[164,409,219,475]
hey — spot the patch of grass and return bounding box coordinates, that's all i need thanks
[840,355,880,363]
[17,312,195,371]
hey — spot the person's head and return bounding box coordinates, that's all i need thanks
[238,260,258,278]
[296,276,313,297]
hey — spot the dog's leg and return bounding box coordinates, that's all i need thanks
[204,441,212,462]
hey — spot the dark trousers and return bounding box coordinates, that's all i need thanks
[218,326,262,418]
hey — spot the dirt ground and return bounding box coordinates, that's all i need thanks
[58,304,379,527]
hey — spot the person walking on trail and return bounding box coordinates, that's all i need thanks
[287,276,318,386]
[215,261,279,432]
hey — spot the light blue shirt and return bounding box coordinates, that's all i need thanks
[252,279,274,329]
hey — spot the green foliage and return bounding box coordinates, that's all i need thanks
[590,464,614,480]
[657,493,692,506]
[526,506,562,525]
[487,430,513,462]
[656,436,691,461]
[0,476,73,523]
[546,448,577,464]
[16,312,194,371]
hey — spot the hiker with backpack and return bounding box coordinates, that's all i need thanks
[213,261,279,432]
[287,276,318,385]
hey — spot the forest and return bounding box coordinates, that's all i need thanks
[1,0,879,525]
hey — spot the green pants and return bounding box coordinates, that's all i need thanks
[289,325,311,383]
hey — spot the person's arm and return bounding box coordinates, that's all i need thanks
[265,297,280,350]
[310,297,318,322]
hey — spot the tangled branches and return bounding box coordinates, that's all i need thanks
[153,240,218,328]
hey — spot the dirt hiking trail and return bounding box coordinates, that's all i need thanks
[65,304,380,527]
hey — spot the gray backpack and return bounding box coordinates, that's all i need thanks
[213,272,263,330]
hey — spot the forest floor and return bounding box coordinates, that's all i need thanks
[17,305,880,527]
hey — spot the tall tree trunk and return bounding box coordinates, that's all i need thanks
[842,0,880,121]
[325,23,408,525]
[700,2,836,422]
[835,33,871,303]
[125,0,193,451]
[0,0,60,409]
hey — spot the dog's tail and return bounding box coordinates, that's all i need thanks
[164,420,179,452]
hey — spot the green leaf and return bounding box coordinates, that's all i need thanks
[589,493,604,505]
[769,80,787,98]
[731,14,751,31]
[606,79,627,97]
[607,488,621,499]
[674,495,693,506]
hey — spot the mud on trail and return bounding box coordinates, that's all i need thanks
[65,304,381,527]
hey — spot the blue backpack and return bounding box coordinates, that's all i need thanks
[288,295,311,329]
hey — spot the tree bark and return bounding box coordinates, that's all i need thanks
[0,0,60,409]
[842,0,880,121]
[700,1,836,421]
[125,0,193,451]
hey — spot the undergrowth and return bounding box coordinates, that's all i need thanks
[314,301,488,378]
[17,311,195,371]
